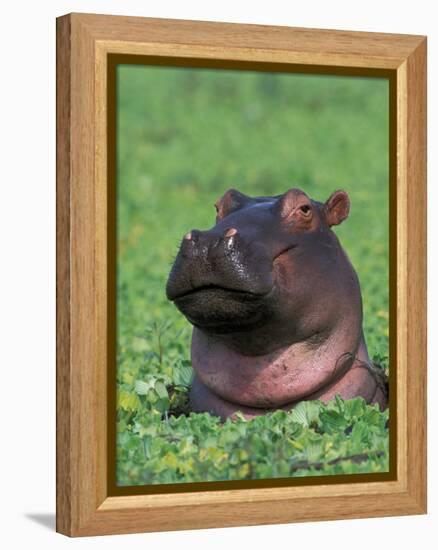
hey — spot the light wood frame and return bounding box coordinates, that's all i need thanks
[56,13,427,536]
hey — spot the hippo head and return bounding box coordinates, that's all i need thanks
[166,188,355,356]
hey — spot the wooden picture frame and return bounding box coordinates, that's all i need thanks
[56,13,427,536]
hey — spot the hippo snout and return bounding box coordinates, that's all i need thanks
[180,226,238,264]
[166,226,274,301]
[165,224,275,333]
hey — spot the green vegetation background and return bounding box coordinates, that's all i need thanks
[116,66,389,486]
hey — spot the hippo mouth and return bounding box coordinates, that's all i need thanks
[170,283,268,301]
[171,284,273,333]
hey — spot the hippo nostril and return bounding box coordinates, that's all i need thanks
[223,228,237,251]
[224,227,237,238]
[182,230,200,256]
[188,229,201,243]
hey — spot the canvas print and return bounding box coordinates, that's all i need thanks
[116,64,390,486]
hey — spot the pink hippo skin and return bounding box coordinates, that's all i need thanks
[166,187,388,419]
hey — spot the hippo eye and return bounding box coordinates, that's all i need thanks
[299,204,311,215]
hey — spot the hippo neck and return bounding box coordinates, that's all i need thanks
[191,313,369,408]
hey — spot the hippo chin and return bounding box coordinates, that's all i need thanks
[166,187,388,419]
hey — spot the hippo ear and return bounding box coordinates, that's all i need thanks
[215,188,250,221]
[325,190,350,227]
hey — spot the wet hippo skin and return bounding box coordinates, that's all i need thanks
[166,187,388,419]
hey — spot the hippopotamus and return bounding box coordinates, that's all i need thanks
[166,187,388,419]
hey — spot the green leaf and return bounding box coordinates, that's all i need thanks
[135,379,155,395]
[344,397,366,420]
[118,390,141,412]
[290,401,321,428]
[320,409,349,432]
[173,360,194,387]
[154,397,170,413]
[155,381,169,399]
